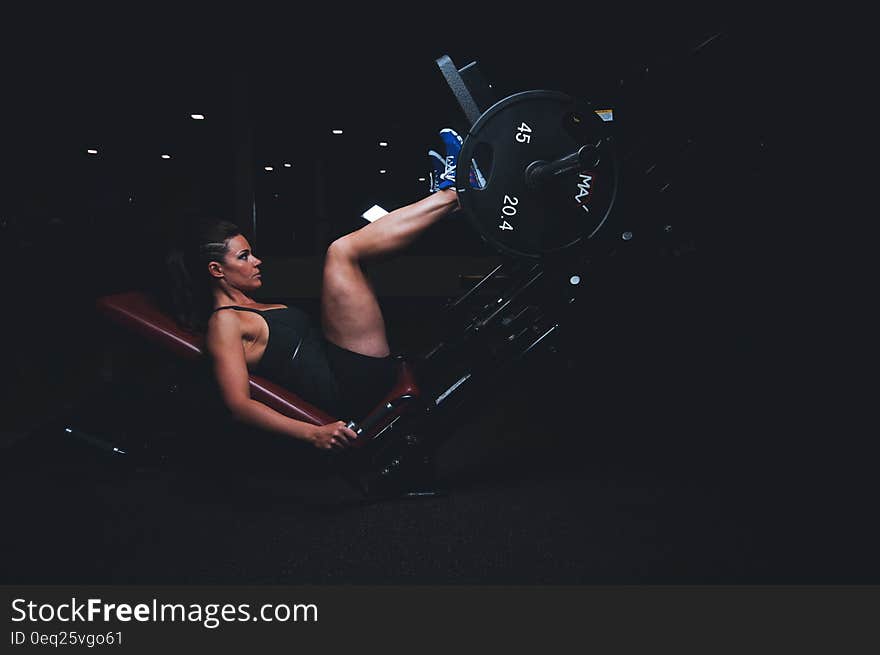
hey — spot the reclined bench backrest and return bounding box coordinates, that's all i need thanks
[96,291,421,434]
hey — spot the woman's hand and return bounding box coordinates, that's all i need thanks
[310,421,359,450]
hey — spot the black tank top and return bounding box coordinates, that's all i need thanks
[213,305,343,416]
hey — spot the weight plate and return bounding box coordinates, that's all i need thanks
[457,90,618,259]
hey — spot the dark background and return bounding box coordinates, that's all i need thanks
[2,8,870,584]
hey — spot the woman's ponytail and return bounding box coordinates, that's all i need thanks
[161,218,242,332]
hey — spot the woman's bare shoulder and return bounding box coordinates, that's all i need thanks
[207,308,241,327]
[206,310,244,345]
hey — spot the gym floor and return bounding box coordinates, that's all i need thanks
[3,250,875,585]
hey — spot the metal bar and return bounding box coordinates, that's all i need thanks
[458,61,497,118]
[436,55,483,126]
[518,324,559,358]
[447,262,507,310]
[476,269,545,330]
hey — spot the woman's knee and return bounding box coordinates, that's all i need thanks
[326,235,358,265]
[323,236,363,289]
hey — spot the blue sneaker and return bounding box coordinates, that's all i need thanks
[437,128,460,190]
[439,127,486,190]
[428,149,444,193]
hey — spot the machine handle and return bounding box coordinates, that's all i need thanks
[524,144,601,189]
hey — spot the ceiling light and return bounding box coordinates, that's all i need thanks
[379,141,388,147]
[332,129,343,135]
[283,163,292,168]
[191,114,205,120]
[418,177,426,182]
[264,166,273,171]
[379,169,387,174]
[87,149,98,155]
[161,154,172,159]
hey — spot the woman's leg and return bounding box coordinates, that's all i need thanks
[321,188,459,357]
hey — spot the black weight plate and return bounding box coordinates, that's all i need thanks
[457,90,618,259]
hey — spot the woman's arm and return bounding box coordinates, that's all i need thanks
[205,311,357,450]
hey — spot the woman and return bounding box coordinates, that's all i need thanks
[165,128,467,451]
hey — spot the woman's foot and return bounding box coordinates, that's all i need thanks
[437,128,461,190]
[435,128,485,191]
[428,149,445,193]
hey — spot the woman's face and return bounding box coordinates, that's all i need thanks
[210,234,263,291]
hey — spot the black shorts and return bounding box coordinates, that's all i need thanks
[323,340,396,421]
